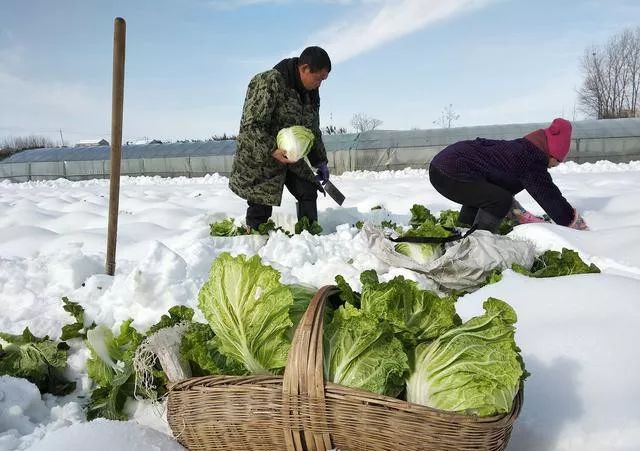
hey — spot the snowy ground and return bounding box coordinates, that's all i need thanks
[1,161,640,450]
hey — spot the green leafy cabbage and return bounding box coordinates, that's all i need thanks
[409,204,438,229]
[334,275,360,307]
[0,328,76,396]
[60,297,96,340]
[406,298,524,417]
[359,271,459,346]
[209,218,240,237]
[437,209,460,229]
[180,322,246,376]
[394,204,451,265]
[86,320,144,420]
[198,252,293,374]
[276,125,315,162]
[294,217,323,235]
[512,248,600,277]
[323,303,408,396]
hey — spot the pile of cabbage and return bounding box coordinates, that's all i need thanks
[4,231,604,421]
[189,252,525,417]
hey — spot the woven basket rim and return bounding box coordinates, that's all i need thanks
[169,374,523,426]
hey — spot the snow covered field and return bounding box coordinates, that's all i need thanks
[1,161,640,450]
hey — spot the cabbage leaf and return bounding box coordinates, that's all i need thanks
[198,253,293,374]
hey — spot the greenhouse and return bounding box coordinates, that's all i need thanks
[2,118,640,182]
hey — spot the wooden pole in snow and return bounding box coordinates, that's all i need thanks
[106,17,126,276]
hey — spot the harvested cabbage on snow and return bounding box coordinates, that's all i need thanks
[209,218,240,237]
[394,242,443,265]
[512,248,600,277]
[393,204,451,265]
[198,252,294,375]
[86,321,144,420]
[323,303,408,397]
[0,328,75,396]
[276,125,315,162]
[406,298,524,417]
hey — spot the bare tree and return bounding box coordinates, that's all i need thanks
[350,113,383,133]
[433,104,460,128]
[579,27,640,119]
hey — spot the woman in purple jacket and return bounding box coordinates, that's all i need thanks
[429,118,588,233]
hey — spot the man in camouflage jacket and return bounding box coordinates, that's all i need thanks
[229,46,331,230]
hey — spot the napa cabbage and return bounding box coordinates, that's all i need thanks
[197,253,294,374]
[323,303,408,397]
[276,125,315,162]
[406,298,524,417]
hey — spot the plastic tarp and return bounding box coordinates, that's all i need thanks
[362,224,536,293]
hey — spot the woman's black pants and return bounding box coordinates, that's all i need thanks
[428,165,513,231]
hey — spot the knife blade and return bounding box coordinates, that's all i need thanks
[322,180,345,206]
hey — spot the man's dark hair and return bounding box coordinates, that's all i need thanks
[299,46,331,73]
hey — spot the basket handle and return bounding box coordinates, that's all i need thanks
[283,285,338,451]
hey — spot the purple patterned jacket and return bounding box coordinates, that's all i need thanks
[430,137,575,225]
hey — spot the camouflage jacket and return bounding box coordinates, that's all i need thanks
[229,69,328,206]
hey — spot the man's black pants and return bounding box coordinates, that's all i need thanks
[428,165,513,226]
[246,170,318,229]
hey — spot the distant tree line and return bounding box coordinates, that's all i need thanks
[0,135,56,160]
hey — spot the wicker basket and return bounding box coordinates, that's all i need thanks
[167,286,523,451]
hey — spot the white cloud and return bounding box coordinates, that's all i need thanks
[206,0,497,64]
[307,0,498,63]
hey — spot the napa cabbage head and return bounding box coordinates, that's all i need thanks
[323,303,408,397]
[358,271,459,347]
[198,253,294,375]
[276,126,315,162]
[406,298,524,417]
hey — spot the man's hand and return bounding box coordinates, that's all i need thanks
[272,148,293,164]
[315,162,330,183]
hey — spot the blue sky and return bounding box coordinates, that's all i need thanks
[1,0,639,145]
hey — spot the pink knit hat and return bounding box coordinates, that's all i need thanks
[544,118,572,161]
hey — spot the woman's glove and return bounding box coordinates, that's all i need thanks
[315,162,330,183]
[507,199,549,224]
[517,211,547,224]
[569,212,589,230]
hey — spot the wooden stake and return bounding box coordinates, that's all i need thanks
[106,17,126,276]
